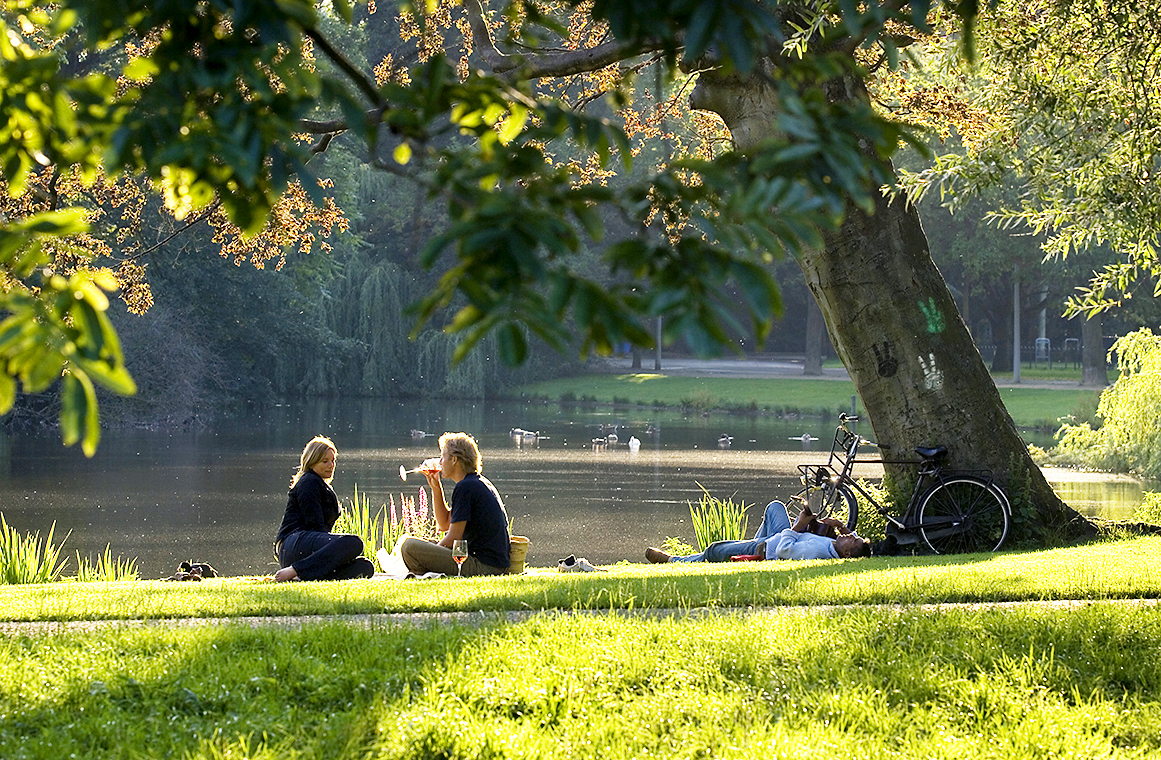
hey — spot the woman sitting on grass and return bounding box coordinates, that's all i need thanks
[399,432,510,577]
[272,436,375,582]
[645,499,871,563]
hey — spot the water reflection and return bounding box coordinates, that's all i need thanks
[0,399,1148,579]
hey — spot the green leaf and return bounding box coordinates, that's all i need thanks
[497,323,527,366]
[0,373,15,414]
[123,57,160,83]
[683,0,720,63]
[60,373,86,449]
[331,0,353,23]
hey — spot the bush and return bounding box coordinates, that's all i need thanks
[850,479,891,543]
[1052,329,1161,478]
[1135,492,1161,525]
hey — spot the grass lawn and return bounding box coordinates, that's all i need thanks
[516,374,1101,428]
[2,537,1160,759]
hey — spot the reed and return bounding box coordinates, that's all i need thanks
[0,513,68,585]
[688,483,750,549]
[74,545,140,582]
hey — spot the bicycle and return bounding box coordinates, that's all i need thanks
[791,414,1011,554]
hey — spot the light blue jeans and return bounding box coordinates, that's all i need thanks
[673,500,792,562]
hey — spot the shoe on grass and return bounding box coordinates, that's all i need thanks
[558,555,605,572]
[645,547,672,564]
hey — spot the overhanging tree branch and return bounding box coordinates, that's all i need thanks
[464,0,663,78]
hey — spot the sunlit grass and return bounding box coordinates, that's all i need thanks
[0,536,1158,623]
[2,604,1159,759]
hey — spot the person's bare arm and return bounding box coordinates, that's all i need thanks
[791,508,817,533]
[819,516,852,535]
[439,521,466,548]
[425,471,451,532]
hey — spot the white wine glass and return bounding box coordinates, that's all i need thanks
[451,539,468,577]
[400,457,441,481]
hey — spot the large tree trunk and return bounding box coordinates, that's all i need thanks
[803,298,825,376]
[690,69,1093,539]
[1081,314,1109,387]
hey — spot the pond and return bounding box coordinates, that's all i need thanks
[2,399,1150,579]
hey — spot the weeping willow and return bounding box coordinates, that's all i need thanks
[1052,328,1161,478]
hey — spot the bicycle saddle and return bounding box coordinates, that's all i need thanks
[914,446,948,460]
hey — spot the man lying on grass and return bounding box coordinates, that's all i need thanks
[646,500,871,563]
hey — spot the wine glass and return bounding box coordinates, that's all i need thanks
[400,457,441,481]
[451,539,468,577]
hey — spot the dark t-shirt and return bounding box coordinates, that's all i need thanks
[449,473,510,569]
[275,471,340,544]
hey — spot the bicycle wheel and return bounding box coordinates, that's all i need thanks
[790,482,858,532]
[918,477,1010,554]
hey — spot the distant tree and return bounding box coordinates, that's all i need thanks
[1052,329,1161,478]
[899,0,1161,318]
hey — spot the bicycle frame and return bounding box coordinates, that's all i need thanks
[797,415,1004,541]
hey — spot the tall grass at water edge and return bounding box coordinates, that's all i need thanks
[0,515,67,584]
[1,513,141,585]
[74,545,140,582]
[335,485,442,562]
[688,483,750,550]
[3,604,1160,759]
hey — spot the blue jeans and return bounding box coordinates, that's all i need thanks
[673,500,792,562]
[278,530,375,580]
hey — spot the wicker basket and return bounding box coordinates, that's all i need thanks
[508,535,530,574]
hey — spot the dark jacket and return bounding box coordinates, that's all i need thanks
[275,470,339,545]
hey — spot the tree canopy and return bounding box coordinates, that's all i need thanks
[3,0,990,454]
[897,0,1161,316]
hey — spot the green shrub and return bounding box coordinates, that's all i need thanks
[688,484,750,549]
[0,514,68,584]
[1135,492,1161,525]
[679,389,716,411]
[662,536,695,556]
[1052,328,1161,478]
[850,479,891,543]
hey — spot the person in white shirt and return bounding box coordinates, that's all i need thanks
[645,499,871,563]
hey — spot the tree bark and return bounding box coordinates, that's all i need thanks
[691,69,1093,539]
[804,298,825,376]
[1081,314,1109,387]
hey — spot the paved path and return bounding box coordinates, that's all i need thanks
[3,598,1158,636]
[597,355,1098,390]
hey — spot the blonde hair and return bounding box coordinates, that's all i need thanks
[291,435,337,486]
[439,432,481,474]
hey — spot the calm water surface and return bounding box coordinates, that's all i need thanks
[1,399,1148,578]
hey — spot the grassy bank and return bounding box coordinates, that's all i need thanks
[2,537,1158,622]
[2,537,1160,760]
[515,373,1100,429]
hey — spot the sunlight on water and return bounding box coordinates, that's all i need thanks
[0,400,1149,578]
